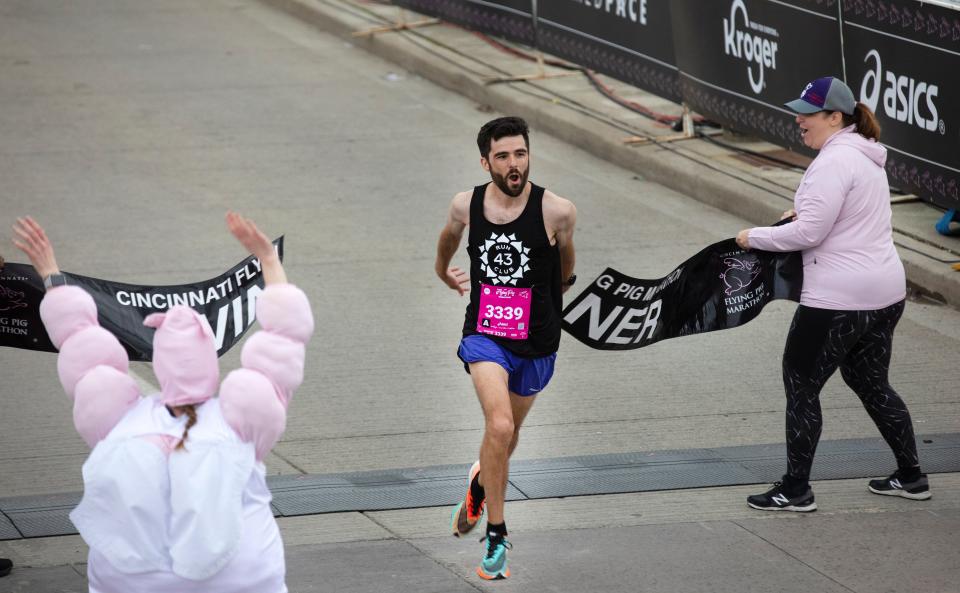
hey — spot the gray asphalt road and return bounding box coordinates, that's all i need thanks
[1,0,958,500]
[2,2,959,593]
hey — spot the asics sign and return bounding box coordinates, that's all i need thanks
[860,49,944,134]
[723,0,779,94]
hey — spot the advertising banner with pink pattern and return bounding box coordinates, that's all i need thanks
[394,0,959,209]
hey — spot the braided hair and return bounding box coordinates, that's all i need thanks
[170,405,198,451]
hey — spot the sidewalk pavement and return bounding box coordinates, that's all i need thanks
[3,475,959,592]
[267,0,960,310]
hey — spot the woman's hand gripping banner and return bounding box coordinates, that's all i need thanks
[561,237,802,350]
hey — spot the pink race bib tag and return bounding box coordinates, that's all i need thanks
[476,284,532,340]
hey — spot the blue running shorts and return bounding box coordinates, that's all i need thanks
[457,335,557,397]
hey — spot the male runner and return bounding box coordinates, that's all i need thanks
[435,116,577,580]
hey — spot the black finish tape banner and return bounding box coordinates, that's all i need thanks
[0,238,283,361]
[536,0,680,102]
[392,0,535,45]
[561,238,801,350]
[0,262,55,353]
[842,0,960,210]
[670,0,844,149]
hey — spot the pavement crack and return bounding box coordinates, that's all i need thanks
[360,511,486,592]
[69,563,88,580]
[730,520,858,593]
[270,449,309,474]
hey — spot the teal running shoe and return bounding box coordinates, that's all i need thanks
[476,533,511,580]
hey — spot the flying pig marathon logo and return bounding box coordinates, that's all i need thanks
[719,257,760,296]
[720,256,767,315]
[0,283,29,312]
[479,232,530,286]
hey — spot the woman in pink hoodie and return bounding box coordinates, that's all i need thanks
[12,213,313,593]
[735,77,930,512]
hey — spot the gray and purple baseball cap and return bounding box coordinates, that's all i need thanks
[784,76,856,115]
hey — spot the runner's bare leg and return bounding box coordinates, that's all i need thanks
[469,361,537,525]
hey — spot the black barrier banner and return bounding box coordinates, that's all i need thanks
[536,0,680,102]
[0,238,283,361]
[561,239,801,350]
[392,0,959,207]
[392,0,535,45]
[671,0,843,148]
[0,263,55,353]
[842,1,960,210]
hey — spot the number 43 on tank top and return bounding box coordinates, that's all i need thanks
[476,284,531,340]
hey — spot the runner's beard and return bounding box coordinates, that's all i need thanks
[490,166,529,198]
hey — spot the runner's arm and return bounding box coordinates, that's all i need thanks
[435,192,471,296]
[547,194,578,294]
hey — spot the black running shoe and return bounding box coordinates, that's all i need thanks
[0,558,12,578]
[868,471,931,500]
[747,482,817,512]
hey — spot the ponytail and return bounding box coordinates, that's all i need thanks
[172,404,198,451]
[842,102,881,142]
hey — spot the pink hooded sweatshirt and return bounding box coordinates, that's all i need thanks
[748,125,905,310]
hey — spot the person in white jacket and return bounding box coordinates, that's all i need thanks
[736,77,929,512]
[12,213,313,593]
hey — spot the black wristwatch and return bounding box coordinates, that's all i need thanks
[43,273,68,290]
[564,274,577,287]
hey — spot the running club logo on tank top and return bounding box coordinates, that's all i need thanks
[477,232,532,340]
[479,232,530,285]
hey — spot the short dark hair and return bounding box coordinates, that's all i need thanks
[477,116,529,158]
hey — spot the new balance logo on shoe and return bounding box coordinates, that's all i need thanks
[868,472,931,500]
[747,481,817,512]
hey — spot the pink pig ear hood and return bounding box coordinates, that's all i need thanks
[143,306,220,407]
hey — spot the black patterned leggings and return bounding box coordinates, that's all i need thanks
[782,300,919,482]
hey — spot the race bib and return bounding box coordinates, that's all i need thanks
[476,284,531,340]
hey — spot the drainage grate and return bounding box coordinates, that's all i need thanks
[0,492,81,539]
[270,464,525,516]
[1,433,957,540]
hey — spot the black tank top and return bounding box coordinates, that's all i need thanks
[462,182,562,357]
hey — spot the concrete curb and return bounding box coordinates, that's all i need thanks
[262,0,960,309]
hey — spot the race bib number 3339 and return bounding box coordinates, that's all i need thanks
[477,283,531,340]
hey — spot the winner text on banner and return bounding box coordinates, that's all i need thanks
[562,238,801,350]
